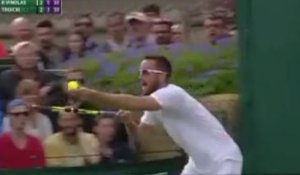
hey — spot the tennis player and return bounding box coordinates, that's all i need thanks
[69,55,243,174]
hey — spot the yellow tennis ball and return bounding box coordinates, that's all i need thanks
[68,81,79,90]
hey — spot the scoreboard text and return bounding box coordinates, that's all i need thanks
[0,0,62,14]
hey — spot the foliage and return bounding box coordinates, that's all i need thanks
[77,41,239,97]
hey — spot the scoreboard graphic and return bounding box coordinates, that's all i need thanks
[0,0,62,14]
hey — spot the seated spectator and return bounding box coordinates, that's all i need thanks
[0,41,60,110]
[44,109,100,167]
[0,99,45,169]
[2,79,53,140]
[151,18,173,46]
[73,14,99,53]
[61,32,101,68]
[8,17,34,54]
[203,15,233,45]
[36,20,63,69]
[0,40,7,58]
[171,24,186,43]
[126,12,156,48]
[101,12,130,53]
[94,115,135,164]
[142,4,161,19]
[46,68,98,132]
[62,32,86,62]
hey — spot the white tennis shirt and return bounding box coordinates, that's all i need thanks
[141,84,242,172]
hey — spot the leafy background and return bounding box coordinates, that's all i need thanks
[74,40,238,97]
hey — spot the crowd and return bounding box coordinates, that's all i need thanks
[0,4,236,170]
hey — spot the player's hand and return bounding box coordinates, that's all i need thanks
[67,86,89,99]
[117,110,132,125]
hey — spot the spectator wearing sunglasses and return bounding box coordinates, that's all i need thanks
[44,108,100,167]
[0,99,45,169]
[2,79,53,140]
[73,14,99,53]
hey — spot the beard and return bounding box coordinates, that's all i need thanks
[142,81,160,95]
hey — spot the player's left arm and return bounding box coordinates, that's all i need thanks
[73,87,162,111]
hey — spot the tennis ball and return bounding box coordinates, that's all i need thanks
[68,81,79,90]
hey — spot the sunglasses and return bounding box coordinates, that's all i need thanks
[9,111,29,117]
[139,69,168,76]
[64,107,79,113]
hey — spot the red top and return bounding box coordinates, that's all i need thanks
[0,132,45,169]
[0,41,7,58]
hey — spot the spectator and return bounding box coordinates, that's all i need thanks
[46,68,98,132]
[36,20,63,69]
[0,99,45,169]
[171,24,186,43]
[2,79,53,140]
[94,115,135,164]
[203,15,232,45]
[44,109,100,167]
[142,4,161,19]
[61,32,99,68]
[0,41,60,110]
[126,12,156,48]
[102,12,130,53]
[9,17,33,51]
[151,18,173,45]
[65,68,97,132]
[0,40,7,58]
[73,14,99,53]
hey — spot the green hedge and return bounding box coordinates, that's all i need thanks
[80,42,238,97]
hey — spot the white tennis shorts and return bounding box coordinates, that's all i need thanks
[181,157,242,175]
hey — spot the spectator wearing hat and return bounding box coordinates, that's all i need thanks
[2,79,53,140]
[126,12,156,49]
[0,99,45,169]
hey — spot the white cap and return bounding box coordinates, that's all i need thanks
[126,12,149,23]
